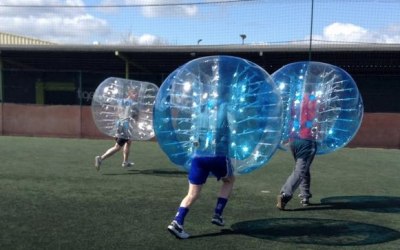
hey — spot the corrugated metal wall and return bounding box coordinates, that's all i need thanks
[0,32,54,45]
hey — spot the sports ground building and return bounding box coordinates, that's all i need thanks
[0,32,399,148]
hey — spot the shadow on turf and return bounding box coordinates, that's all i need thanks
[227,218,400,246]
[189,229,236,239]
[102,169,187,177]
[291,195,400,213]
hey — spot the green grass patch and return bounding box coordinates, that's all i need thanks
[1,136,399,249]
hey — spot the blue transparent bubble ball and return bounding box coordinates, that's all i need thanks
[272,61,364,154]
[91,77,159,140]
[153,56,283,175]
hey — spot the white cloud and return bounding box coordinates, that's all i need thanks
[122,0,198,17]
[137,33,164,45]
[323,23,368,42]
[0,0,185,44]
[0,0,111,44]
[119,33,168,45]
[314,22,400,44]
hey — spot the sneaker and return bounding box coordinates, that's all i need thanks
[167,221,189,239]
[211,214,225,226]
[298,193,311,206]
[122,161,134,168]
[95,156,102,171]
[300,198,310,207]
[276,193,290,210]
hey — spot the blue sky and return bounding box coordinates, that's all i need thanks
[1,0,399,45]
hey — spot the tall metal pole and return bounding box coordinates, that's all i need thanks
[78,71,83,138]
[115,51,130,79]
[0,53,3,135]
[309,0,314,61]
[0,53,3,103]
[125,60,129,79]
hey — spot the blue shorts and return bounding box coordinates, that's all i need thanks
[188,156,233,185]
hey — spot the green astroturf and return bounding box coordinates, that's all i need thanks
[0,136,399,250]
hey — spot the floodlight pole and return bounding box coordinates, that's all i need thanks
[115,50,130,79]
[0,53,2,103]
[240,34,247,45]
[308,0,314,61]
[0,52,3,135]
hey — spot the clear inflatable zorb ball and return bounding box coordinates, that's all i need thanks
[91,77,159,140]
[153,56,283,175]
[272,61,364,154]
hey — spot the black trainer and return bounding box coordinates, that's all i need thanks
[211,214,225,226]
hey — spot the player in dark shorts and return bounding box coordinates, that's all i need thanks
[94,88,138,171]
[167,154,235,239]
[167,95,235,239]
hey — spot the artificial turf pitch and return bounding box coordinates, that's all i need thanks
[1,136,399,250]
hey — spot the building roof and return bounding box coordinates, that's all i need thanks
[1,42,400,52]
[1,43,399,76]
[0,32,56,45]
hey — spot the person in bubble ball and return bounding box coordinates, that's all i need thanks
[167,90,235,239]
[277,84,318,210]
[94,89,138,171]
